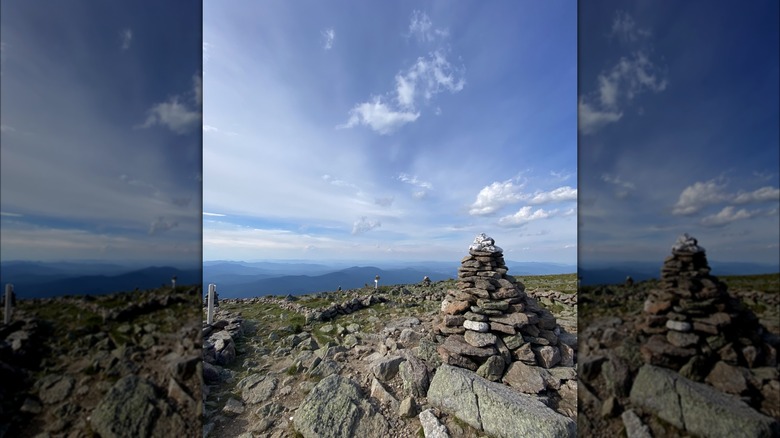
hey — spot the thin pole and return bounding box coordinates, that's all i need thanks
[207,283,216,325]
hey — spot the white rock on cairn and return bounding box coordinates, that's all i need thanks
[468,233,503,254]
[671,233,705,253]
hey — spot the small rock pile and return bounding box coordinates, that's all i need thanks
[435,234,575,382]
[639,233,779,417]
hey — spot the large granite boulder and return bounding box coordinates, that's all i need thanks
[630,364,779,438]
[427,364,575,438]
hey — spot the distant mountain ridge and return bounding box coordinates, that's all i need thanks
[204,260,576,298]
[579,260,780,286]
[0,262,201,298]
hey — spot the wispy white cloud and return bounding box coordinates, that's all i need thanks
[550,170,572,182]
[408,10,448,43]
[322,28,335,50]
[601,173,635,190]
[527,186,577,204]
[498,206,555,227]
[733,186,780,204]
[610,11,651,43]
[397,173,432,190]
[203,125,219,133]
[579,12,666,135]
[700,206,760,227]
[0,211,23,217]
[203,212,226,217]
[340,11,464,135]
[578,99,623,135]
[120,28,132,50]
[338,96,419,135]
[352,216,381,235]
[322,174,359,191]
[469,180,524,216]
[395,50,465,110]
[0,125,15,133]
[140,73,202,134]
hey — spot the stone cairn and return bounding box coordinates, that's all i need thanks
[639,233,777,376]
[435,234,573,381]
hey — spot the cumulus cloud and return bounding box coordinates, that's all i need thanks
[527,186,577,204]
[120,29,132,50]
[673,180,779,215]
[322,28,335,50]
[338,96,420,135]
[672,180,730,215]
[140,73,202,134]
[352,216,381,235]
[469,180,524,216]
[149,216,179,235]
[408,10,448,43]
[700,206,759,227]
[498,206,555,227]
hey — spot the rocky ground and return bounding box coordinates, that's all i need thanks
[202,274,577,438]
[0,286,202,438]
[578,273,780,437]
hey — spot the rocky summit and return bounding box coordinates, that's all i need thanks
[0,286,202,438]
[202,234,578,438]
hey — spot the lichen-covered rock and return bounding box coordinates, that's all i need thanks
[630,364,779,438]
[428,364,575,438]
[293,375,390,438]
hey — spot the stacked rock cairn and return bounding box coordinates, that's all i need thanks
[639,233,777,376]
[435,233,573,381]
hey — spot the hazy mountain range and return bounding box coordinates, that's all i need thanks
[204,260,576,298]
[0,261,201,298]
[579,260,780,286]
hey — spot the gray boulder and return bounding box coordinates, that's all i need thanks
[630,364,779,438]
[427,364,575,438]
[293,374,390,438]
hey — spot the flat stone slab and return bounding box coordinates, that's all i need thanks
[630,364,779,438]
[428,364,575,438]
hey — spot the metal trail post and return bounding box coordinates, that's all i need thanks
[207,283,216,325]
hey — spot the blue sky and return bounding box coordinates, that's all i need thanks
[0,2,202,267]
[203,2,577,264]
[579,1,780,266]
